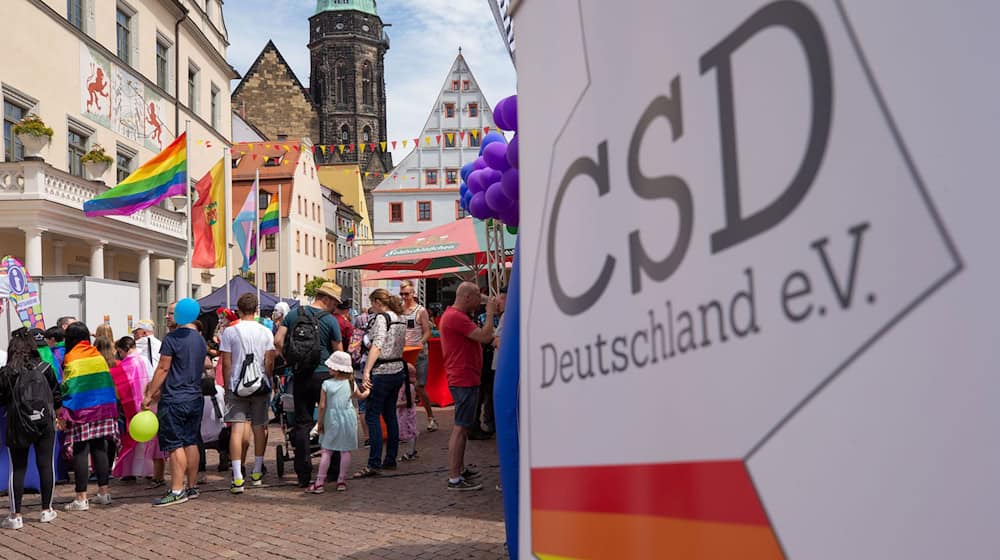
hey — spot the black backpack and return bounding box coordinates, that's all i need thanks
[285,307,329,374]
[11,362,54,443]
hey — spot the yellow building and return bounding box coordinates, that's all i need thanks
[317,163,373,246]
[0,0,237,330]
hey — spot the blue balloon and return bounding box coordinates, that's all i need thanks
[478,132,507,156]
[495,240,521,555]
[459,182,469,198]
[174,298,200,326]
[460,162,475,182]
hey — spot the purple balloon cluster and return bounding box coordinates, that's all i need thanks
[459,95,519,231]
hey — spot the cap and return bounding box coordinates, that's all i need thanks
[315,282,343,303]
[133,320,156,333]
[27,328,46,346]
[336,298,352,310]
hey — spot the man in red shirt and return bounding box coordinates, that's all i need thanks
[439,282,496,491]
[334,300,354,348]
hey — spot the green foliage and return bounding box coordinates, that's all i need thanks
[81,144,114,165]
[12,114,53,138]
[304,276,326,298]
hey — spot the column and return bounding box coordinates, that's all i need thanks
[105,249,116,281]
[89,240,106,278]
[138,250,151,321]
[174,258,188,300]
[19,226,45,277]
[52,240,65,275]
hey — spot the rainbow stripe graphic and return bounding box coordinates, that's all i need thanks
[61,342,118,424]
[260,197,279,237]
[532,461,783,559]
[83,133,187,217]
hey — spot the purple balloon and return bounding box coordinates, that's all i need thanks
[506,134,519,169]
[500,96,517,131]
[501,168,519,201]
[494,97,511,130]
[483,142,510,172]
[478,132,507,156]
[473,157,488,171]
[485,182,513,214]
[467,170,486,194]
[480,168,502,187]
[500,205,519,227]
[469,192,491,220]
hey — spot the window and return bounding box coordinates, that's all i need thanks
[335,60,347,104]
[470,132,481,147]
[155,38,170,89]
[297,273,301,293]
[231,156,241,169]
[116,145,134,183]
[361,62,373,106]
[425,170,438,186]
[362,126,371,143]
[276,134,288,141]
[116,7,132,65]
[389,202,402,223]
[444,103,455,118]
[463,80,471,91]
[456,200,470,219]
[296,231,300,252]
[67,0,84,30]
[444,133,456,148]
[265,272,276,293]
[313,237,317,257]
[417,201,432,222]
[304,233,310,254]
[264,234,276,250]
[157,282,170,335]
[340,125,350,143]
[263,155,281,167]
[210,85,220,129]
[3,101,26,162]
[446,169,458,184]
[67,128,89,178]
[187,63,199,113]
[452,80,459,91]
[468,103,479,117]
[297,195,302,214]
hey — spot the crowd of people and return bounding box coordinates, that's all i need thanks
[0,278,507,526]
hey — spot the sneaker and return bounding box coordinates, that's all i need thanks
[462,467,482,480]
[250,472,263,486]
[152,491,188,507]
[186,487,200,500]
[64,499,89,511]
[230,479,245,494]
[39,509,57,523]
[427,418,439,432]
[304,482,324,494]
[92,493,112,506]
[496,483,503,492]
[363,438,370,448]
[448,478,483,491]
[1,516,22,530]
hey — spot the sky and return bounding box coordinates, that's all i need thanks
[223,0,517,163]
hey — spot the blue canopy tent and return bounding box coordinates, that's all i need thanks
[196,276,299,314]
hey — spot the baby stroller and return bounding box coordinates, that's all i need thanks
[272,373,321,478]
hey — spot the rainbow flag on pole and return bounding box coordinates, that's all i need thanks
[83,133,187,217]
[260,197,279,237]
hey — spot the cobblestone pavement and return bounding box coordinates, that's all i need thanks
[0,408,508,559]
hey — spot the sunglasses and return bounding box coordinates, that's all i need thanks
[400,291,413,296]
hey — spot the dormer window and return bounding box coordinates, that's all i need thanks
[263,155,282,167]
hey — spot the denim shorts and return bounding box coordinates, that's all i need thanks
[157,398,204,452]
[449,385,480,428]
[415,349,429,386]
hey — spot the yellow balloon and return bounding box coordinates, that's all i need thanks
[129,410,159,443]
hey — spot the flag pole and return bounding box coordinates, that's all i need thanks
[255,168,261,309]
[224,145,232,309]
[184,121,193,299]
[277,183,283,298]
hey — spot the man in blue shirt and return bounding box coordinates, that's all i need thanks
[143,301,208,507]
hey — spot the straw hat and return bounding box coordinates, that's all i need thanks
[315,282,343,303]
[325,351,353,373]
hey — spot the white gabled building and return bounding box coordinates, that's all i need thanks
[372,50,497,244]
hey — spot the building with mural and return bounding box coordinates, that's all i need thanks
[0,0,237,336]
[371,51,497,244]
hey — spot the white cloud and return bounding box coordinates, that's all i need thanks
[224,0,516,163]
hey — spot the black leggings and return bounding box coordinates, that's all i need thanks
[73,438,111,493]
[9,429,56,513]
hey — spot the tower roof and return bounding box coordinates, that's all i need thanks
[316,0,377,16]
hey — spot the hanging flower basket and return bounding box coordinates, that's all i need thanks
[13,114,53,159]
[82,144,113,181]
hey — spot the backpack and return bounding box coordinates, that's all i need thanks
[284,307,329,374]
[11,362,54,443]
[348,314,368,366]
[232,324,269,397]
[368,313,407,364]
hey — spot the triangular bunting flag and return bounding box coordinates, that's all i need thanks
[459,131,466,140]
[424,136,431,145]
[283,145,291,152]
[369,143,375,152]
[349,144,355,153]
[320,145,327,154]
[264,143,271,148]
[391,140,397,150]
[293,145,300,151]
[471,129,479,138]
[380,141,387,152]
[435,135,441,144]
[249,143,255,150]
[414,138,420,147]
[447,133,454,144]
[484,127,491,135]
[359,143,366,153]
[402,140,408,148]
[339,145,346,154]
[252,154,258,160]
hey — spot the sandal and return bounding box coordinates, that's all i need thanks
[336,482,347,492]
[353,467,379,479]
[399,451,418,462]
[304,482,324,494]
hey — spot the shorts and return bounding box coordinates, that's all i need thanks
[157,398,204,453]
[449,385,480,429]
[224,392,270,426]
[415,349,429,386]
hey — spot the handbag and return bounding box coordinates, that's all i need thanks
[232,324,269,397]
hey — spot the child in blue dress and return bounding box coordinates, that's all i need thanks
[308,351,369,494]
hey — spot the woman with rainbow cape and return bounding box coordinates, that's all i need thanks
[60,323,119,511]
[109,336,159,479]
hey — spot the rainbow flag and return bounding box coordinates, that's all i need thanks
[60,341,118,424]
[83,133,187,217]
[346,224,356,244]
[260,197,279,237]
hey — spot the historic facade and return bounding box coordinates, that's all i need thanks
[231,41,320,144]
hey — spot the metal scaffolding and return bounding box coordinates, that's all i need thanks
[485,219,506,297]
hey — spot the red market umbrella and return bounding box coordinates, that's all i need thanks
[362,261,512,282]
[329,217,516,272]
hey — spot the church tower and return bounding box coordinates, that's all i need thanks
[309,0,392,219]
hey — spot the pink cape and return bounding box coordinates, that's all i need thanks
[110,353,160,477]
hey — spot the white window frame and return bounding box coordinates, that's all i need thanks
[67,117,96,178]
[116,142,138,183]
[115,1,139,68]
[210,84,221,129]
[187,61,201,114]
[155,32,174,92]
[1,85,39,163]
